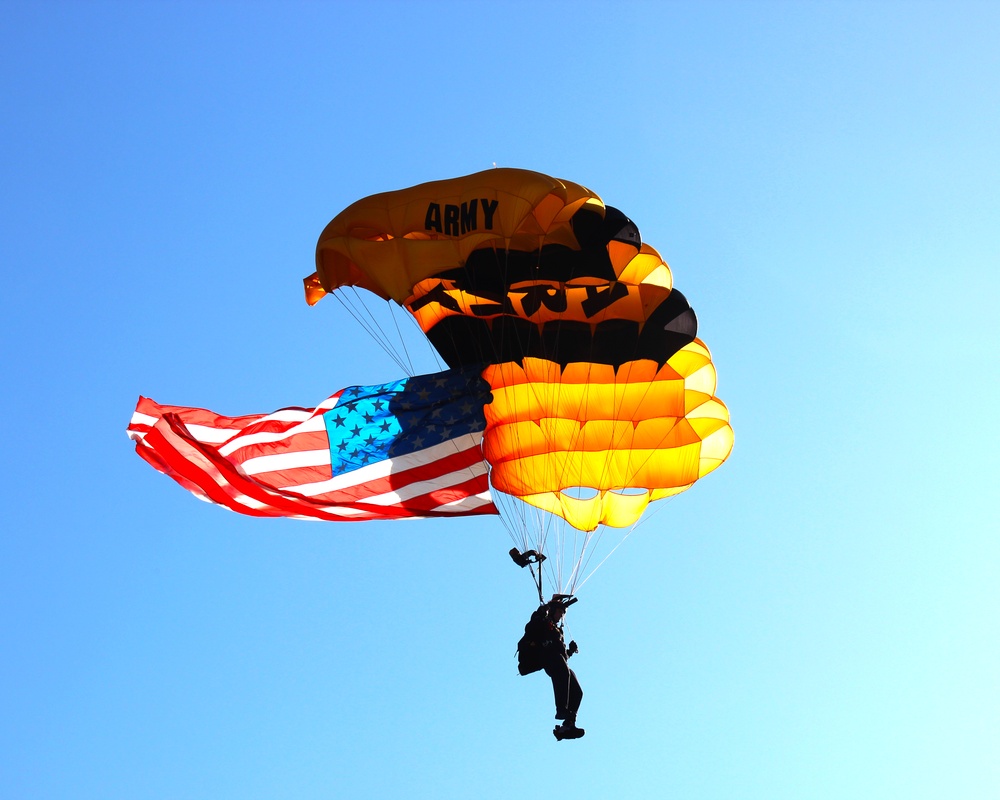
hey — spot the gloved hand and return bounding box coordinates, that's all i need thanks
[567,640,578,657]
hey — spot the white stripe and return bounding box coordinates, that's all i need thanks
[246,394,339,424]
[432,495,495,514]
[128,412,246,445]
[313,505,381,518]
[224,492,273,511]
[164,406,335,447]
[183,423,245,444]
[218,415,327,458]
[255,407,322,424]
[195,397,338,454]
[439,491,494,509]
[240,448,332,475]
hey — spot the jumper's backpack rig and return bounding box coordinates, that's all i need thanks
[517,630,544,676]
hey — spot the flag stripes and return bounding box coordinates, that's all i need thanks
[128,384,498,521]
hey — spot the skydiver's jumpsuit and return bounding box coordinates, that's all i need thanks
[521,606,583,724]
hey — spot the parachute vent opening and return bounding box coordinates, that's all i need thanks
[561,487,600,501]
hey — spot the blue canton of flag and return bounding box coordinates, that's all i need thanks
[323,368,492,476]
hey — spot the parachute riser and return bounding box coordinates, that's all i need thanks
[529,561,543,604]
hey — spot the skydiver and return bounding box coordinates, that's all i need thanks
[517,595,585,741]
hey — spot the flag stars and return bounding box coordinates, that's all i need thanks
[324,368,489,478]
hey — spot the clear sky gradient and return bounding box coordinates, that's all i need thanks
[2,2,998,798]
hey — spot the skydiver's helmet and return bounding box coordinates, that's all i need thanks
[545,596,571,621]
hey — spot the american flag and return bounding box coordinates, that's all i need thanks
[127,368,498,521]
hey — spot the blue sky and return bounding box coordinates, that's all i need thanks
[2,2,998,798]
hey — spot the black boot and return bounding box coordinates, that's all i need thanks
[553,720,585,740]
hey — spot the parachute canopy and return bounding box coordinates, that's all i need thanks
[305,168,733,537]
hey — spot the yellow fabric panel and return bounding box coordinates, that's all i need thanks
[309,168,602,302]
[669,347,712,377]
[692,410,735,474]
[483,417,709,466]
[607,240,641,274]
[517,490,654,531]
[490,442,704,497]
[483,354,710,423]
[616,244,671,288]
[649,485,694,502]
[483,363,686,424]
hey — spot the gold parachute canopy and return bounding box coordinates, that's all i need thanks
[305,168,732,534]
